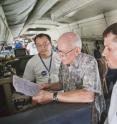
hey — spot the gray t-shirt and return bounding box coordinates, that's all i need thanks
[23,52,61,83]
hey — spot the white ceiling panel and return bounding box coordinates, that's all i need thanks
[0,0,117,38]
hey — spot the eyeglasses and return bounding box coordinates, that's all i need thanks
[57,48,76,57]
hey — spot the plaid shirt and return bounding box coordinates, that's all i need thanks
[59,53,105,117]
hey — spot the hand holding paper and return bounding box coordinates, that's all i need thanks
[13,75,40,96]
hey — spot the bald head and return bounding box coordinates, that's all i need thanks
[57,32,82,65]
[58,32,82,50]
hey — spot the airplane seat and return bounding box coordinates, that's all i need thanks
[12,55,34,111]
[97,57,108,97]
[15,55,33,76]
[97,57,109,124]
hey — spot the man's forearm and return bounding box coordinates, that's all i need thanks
[32,89,94,105]
[57,89,94,103]
[49,83,62,91]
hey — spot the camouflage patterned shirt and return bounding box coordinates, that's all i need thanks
[59,53,105,116]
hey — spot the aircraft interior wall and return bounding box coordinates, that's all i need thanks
[46,9,117,55]
[0,5,13,43]
[1,0,117,121]
[1,2,117,53]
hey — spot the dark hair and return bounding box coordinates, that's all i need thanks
[103,23,117,38]
[33,33,52,45]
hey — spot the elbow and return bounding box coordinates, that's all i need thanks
[87,92,95,103]
[88,96,94,103]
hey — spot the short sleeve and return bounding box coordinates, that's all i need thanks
[83,59,102,95]
[23,60,35,82]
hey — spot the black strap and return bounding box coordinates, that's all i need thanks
[53,92,58,102]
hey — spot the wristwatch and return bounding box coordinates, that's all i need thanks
[53,92,58,102]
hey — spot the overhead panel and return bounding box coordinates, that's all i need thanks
[36,0,59,18]
[0,5,13,43]
[51,0,101,21]
[2,0,37,25]
[22,0,61,35]
[26,0,59,24]
[21,19,65,35]
[2,0,37,37]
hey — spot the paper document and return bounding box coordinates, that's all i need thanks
[13,75,39,96]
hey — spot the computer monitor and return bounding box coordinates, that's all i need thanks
[14,48,26,58]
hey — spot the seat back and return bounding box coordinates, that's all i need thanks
[97,57,108,95]
[15,55,33,76]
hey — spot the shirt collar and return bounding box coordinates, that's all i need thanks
[72,53,82,67]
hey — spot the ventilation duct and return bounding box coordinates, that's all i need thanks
[51,0,100,21]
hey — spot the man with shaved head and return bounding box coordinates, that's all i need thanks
[32,32,105,121]
[57,32,82,65]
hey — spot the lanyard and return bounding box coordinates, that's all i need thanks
[39,52,53,83]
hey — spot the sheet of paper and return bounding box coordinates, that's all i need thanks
[13,75,39,96]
